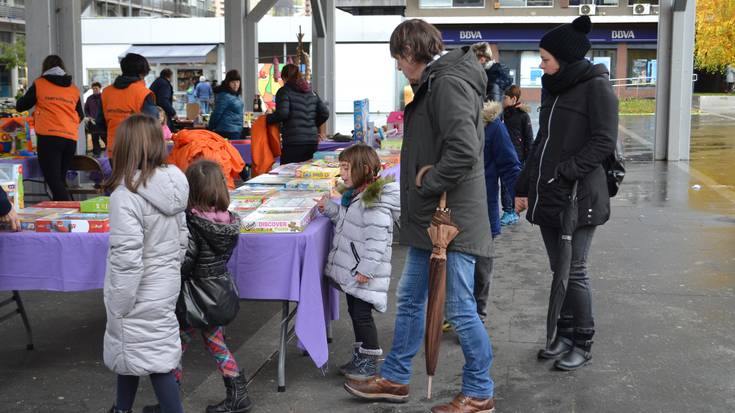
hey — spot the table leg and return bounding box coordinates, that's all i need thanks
[278,301,288,392]
[326,321,333,344]
[0,291,34,350]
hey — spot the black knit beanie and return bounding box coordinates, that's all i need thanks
[539,16,592,64]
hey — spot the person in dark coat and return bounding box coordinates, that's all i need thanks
[499,84,534,226]
[208,70,245,140]
[84,82,106,157]
[515,15,618,371]
[0,186,20,231]
[474,101,521,323]
[344,19,496,413]
[150,68,177,130]
[266,64,329,164]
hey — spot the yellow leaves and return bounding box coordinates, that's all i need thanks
[695,0,735,72]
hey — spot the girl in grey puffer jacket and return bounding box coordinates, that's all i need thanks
[103,115,188,413]
[318,144,400,381]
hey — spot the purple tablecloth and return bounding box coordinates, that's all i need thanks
[0,217,339,368]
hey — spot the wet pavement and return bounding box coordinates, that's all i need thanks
[0,111,734,412]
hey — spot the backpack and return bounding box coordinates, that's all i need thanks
[603,140,625,197]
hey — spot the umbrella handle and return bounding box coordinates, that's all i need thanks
[439,192,447,210]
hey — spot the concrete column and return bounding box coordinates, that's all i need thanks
[615,43,627,81]
[667,0,696,161]
[26,0,85,153]
[324,0,336,135]
[224,0,245,82]
[243,18,258,111]
[654,0,673,160]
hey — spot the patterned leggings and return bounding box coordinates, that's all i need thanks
[174,326,240,382]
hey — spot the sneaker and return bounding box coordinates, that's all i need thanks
[500,211,514,226]
[510,211,520,225]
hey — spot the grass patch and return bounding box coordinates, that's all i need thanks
[619,98,655,115]
[694,92,735,96]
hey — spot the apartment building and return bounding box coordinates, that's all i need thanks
[406,0,659,101]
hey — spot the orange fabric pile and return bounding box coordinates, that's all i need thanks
[250,115,281,177]
[167,129,245,189]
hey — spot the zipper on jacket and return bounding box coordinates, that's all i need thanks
[531,95,560,223]
[350,242,361,273]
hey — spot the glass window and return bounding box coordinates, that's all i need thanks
[588,49,616,78]
[176,68,203,92]
[87,69,121,88]
[419,0,484,7]
[499,0,552,7]
[627,49,657,85]
[628,0,658,4]
[569,0,618,5]
[520,51,543,88]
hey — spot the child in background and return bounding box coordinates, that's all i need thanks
[103,114,189,413]
[500,85,534,226]
[158,106,173,140]
[316,144,400,380]
[475,101,521,322]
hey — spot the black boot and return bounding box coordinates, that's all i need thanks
[538,316,574,360]
[338,342,362,376]
[108,406,133,413]
[343,347,381,381]
[554,328,594,371]
[206,371,252,413]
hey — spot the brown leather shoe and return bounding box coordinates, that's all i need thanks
[430,393,496,413]
[343,376,409,403]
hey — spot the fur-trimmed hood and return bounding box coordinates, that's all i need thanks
[338,176,400,209]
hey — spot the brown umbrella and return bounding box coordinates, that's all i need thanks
[424,192,460,399]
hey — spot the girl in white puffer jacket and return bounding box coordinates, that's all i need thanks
[317,144,400,381]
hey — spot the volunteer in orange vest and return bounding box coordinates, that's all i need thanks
[98,53,158,158]
[16,55,84,201]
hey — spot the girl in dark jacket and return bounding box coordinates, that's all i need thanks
[266,64,329,164]
[157,159,251,413]
[515,16,618,371]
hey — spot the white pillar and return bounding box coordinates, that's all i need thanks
[244,18,258,110]
[310,0,335,135]
[224,0,245,82]
[667,0,696,161]
[653,0,672,161]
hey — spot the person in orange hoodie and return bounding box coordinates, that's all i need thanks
[98,53,159,158]
[16,55,84,201]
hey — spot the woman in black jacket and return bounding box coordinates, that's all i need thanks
[515,15,618,371]
[266,64,329,164]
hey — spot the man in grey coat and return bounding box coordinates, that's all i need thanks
[344,19,496,413]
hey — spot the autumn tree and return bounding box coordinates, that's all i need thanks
[0,37,25,70]
[695,0,735,72]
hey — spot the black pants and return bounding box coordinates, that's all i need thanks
[540,225,597,329]
[346,293,379,350]
[281,143,318,165]
[116,372,182,412]
[473,256,494,321]
[37,135,76,201]
[90,133,107,157]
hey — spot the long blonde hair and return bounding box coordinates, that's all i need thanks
[104,114,167,193]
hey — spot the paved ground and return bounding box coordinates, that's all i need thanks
[1,111,734,412]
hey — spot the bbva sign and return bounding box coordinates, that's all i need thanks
[611,30,636,39]
[459,30,484,40]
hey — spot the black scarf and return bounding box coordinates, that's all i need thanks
[541,59,594,96]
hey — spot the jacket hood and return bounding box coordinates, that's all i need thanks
[360,178,400,210]
[287,79,312,93]
[421,46,487,97]
[41,74,73,87]
[580,63,610,82]
[133,165,189,216]
[113,75,144,89]
[482,101,503,124]
[186,211,240,255]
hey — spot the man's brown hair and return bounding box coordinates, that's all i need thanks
[338,144,381,189]
[389,19,444,64]
[185,159,230,212]
[104,114,167,193]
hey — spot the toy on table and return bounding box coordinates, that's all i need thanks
[34,201,81,210]
[0,207,76,231]
[35,213,110,233]
[79,196,110,213]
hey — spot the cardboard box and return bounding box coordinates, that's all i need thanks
[34,201,81,210]
[353,99,369,143]
[0,163,24,209]
[285,178,336,192]
[79,196,110,213]
[240,207,316,233]
[295,165,340,179]
[0,207,75,231]
[36,213,110,233]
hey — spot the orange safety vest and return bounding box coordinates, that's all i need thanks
[33,78,81,141]
[101,80,154,157]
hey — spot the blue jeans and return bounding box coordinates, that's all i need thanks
[380,247,494,399]
[199,99,210,114]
